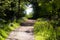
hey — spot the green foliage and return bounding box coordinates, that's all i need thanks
[0,21,20,40]
[56,27,60,40]
[0,0,60,40]
[16,17,28,23]
[0,29,8,38]
[0,0,26,39]
[28,0,60,20]
[0,0,27,40]
[0,0,25,22]
[25,12,33,19]
[34,20,56,40]
[37,18,47,21]
[49,20,60,40]
[0,35,5,40]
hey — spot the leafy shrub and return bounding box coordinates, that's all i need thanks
[37,18,47,21]
[56,27,60,40]
[22,17,28,21]
[16,17,28,23]
[49,20,60,40]
[34,21,56,40]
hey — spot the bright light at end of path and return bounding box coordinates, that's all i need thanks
[26,5,33,15]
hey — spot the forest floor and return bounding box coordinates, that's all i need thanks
[6,20,36,40]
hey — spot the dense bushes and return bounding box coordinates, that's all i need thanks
[0,0,25,22]
[50,20,60,40]
[34,19,57,40]
[28,0,60,20]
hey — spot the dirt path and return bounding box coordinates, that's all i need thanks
[6,20,35,40]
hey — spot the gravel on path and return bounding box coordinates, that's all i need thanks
[6,26,34,40]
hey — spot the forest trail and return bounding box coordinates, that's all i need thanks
[6,20,36,40]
